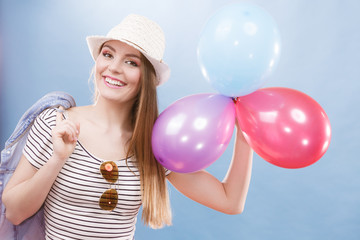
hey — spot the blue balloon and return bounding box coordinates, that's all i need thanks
[197,3,281,97]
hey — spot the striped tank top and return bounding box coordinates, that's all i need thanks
[23,108,141,239]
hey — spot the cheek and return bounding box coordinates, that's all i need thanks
[129,71,141,95]
[128,69,141,84]
[95,59,107,78]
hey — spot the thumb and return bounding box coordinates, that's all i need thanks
[75,122,80,136]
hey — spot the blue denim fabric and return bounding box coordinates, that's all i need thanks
[0,91,76,240]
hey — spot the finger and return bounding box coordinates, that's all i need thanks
[56,106,65,125]
[66,128,77,143]
[75,122,80,136]
[64,122,78,142]
[60,127,77,143]
[55,121,77,142]
[62,120,80,137]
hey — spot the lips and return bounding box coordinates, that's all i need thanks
[103,76,126,89]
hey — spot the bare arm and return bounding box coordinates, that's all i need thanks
[2,108,80,225]
[2,154,68,225]
[167,125,253,214]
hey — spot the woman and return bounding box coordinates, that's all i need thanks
[2,14,253,239]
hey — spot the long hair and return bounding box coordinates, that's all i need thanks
[91,48,172,228]
[126,55,172,228]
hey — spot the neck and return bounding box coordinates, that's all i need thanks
[90,97,135,132]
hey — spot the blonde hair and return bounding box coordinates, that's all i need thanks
[91,52,172,228]
[127,55,172,228]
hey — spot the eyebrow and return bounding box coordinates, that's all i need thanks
[102,44,141,59]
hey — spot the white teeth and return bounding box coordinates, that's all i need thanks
[105,77,124,86]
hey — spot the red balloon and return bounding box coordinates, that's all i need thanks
[236,87,331,168]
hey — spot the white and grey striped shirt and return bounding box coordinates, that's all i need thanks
[23,108,142,239]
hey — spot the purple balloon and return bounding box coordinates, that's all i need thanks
[152,94,235,173]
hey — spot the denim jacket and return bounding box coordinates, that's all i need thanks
[0,91,76,240]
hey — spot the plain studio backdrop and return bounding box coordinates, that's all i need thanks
[0,0,359,239]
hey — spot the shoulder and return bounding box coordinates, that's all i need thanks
[40,108,58,118]
[34,108,58,129]
[165,168,171,177]
[65,105,92,123]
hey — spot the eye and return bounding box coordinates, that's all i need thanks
[125,60,139,67]
[102,51,113,59]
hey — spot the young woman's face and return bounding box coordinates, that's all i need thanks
[95,40,142,104]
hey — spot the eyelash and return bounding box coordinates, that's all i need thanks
[102,51,113,59]
[126,61,138,67]
[102,51,139,67]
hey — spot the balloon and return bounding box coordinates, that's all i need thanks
[152,94,235,173]
[197,3,281,97]
[235,88,331,169]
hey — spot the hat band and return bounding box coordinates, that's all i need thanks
[120,39,148,55]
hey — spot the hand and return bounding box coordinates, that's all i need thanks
[51,107,80,162]
[234,102,247,143]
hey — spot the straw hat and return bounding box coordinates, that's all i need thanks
[86,14,170,86]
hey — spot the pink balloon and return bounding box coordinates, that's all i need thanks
[152,94,235,173]
[236,87,331,169]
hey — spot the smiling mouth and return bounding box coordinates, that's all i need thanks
[104,77,126,88]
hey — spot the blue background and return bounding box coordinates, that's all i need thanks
[1,0,359,239]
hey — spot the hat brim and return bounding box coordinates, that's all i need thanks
[86,35,170,86]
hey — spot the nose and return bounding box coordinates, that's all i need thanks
[108,59,123,74]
